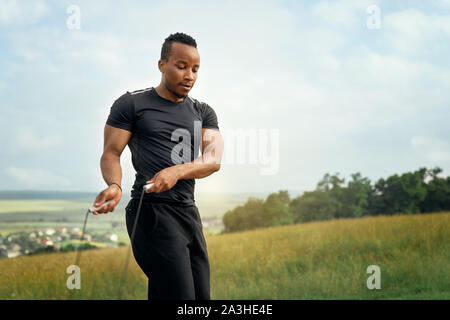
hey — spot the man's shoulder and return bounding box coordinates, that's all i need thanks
[187,95,212,110]
[128,87,154,96]
[117,87,154,106]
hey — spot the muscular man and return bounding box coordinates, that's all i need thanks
[92,32,224,300]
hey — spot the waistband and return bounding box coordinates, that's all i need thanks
[131,196,195,207]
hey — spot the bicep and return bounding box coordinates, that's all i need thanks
[201,128,224,161]
[103,124,133,157]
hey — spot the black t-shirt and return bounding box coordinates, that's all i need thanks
[106,87,220,205]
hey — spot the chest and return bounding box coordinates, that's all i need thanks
[135,103,203,143]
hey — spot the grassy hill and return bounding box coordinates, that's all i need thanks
[0,212,448,299]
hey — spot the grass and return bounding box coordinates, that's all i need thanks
[0,200,89,214]
[0,212,448,299]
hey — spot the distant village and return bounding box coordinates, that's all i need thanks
[200,216,223,230]
[0,227,123,259]
[0,215,224,259]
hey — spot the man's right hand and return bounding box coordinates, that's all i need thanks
[92,184,122,215]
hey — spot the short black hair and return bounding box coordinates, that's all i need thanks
[161,32,197,62]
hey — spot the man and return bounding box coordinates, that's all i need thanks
[92,32,224,300]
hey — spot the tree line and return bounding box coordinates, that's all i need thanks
[222,167,450,233]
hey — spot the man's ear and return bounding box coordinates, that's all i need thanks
[158,59,165,73]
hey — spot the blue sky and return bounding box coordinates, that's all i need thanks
[0,0,449,196]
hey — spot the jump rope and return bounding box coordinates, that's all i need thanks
[72,182,153,300]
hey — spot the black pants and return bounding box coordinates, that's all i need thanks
[125,198,210,300]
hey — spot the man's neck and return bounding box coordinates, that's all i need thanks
[155,84,184,103]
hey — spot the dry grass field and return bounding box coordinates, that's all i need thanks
[1,212,448,299]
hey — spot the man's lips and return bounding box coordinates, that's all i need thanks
[180,84,192,89]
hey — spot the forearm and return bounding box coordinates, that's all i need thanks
[100,153,123,187]
[175,152,220,180]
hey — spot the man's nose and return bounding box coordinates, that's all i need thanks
[184,70,195,81]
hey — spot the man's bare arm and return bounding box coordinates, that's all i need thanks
[144,128,224,194]
[100,124,132,186]
[175,128,224,179]
[93,124,132,213]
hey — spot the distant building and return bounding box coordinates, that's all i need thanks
[80,234,92,242]
[201,217,223,227]
[7,244,21,258]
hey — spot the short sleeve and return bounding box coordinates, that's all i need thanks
[201,103,219,131]
[106,92,136,132]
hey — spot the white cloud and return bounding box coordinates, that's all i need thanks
[6,166,72,189]
[411,136,450,162]
[0,0,50,26]
[311,0,373,28]
[63,32,123,69]
[435,0,450,9]
[0,0,20,25]
[384,8,450,57]
[10,127,63,155]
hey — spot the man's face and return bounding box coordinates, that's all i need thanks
[160,42,200,99]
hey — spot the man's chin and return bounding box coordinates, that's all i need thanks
[167,86,188,99]
[177,90,188,97]
[173,92,187,100]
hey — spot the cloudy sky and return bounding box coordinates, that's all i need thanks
[1,0,449,197]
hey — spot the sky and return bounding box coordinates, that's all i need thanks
[0,0,449,197]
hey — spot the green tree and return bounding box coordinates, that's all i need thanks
[289,190,337,223]
[243,197,267,228]
[373,168,428,214]
[338,173,372,218]
[222,192,293,232]
[316,172,348,218]
[263,190,294,226]
[222,206,244,233]
[419,167,450,212]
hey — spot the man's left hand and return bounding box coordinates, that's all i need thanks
[145,166,181,193]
